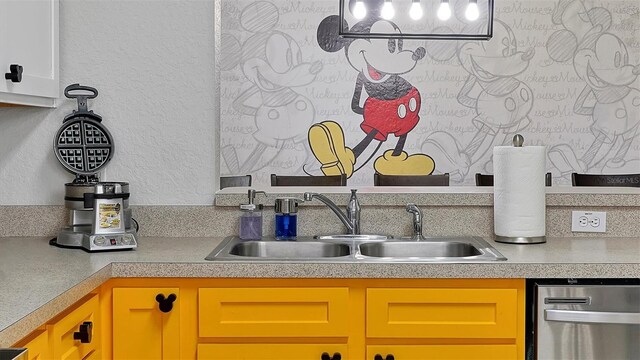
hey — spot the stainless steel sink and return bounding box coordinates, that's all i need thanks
[359,241,481,258]
[314,234,392,241]
[229,241,350,258]
[356,237,506,261]
[206,236,506,262]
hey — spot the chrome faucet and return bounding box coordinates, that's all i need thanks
[406,203,426,241]
[304,189,360,235]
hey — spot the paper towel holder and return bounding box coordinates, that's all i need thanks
[494,134,547,245]
[495,235,546,244]
[513,134,524,147]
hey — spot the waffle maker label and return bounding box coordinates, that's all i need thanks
[98,203,122,229]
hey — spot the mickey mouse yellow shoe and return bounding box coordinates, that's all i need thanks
[374,150,435,175]
[308,121,355,178]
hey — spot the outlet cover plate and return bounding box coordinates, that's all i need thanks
[571,211,607,233]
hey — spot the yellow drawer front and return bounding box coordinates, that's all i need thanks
[199,287,349,338]
[367,345,518,360]
[198,344,348,360]
[48,294,100,360]
[15,329,49,360]
[367,288,518,339]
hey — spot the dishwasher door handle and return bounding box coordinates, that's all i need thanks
[545,309,640,325]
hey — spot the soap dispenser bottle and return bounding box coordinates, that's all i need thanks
[239,189,266,240]
[274,197,299,240]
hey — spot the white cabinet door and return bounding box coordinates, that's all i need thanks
[0,0,59,107]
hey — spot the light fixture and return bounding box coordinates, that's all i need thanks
[338,0,494,40]
[381,0,395,20]
[465,0,480,21]
[409,0,423,20]
[437,0,451,20]
[353,0,367,19]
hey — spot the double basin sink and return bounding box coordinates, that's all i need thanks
[206,235,507,262]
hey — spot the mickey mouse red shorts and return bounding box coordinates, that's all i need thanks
[361,87,421,141]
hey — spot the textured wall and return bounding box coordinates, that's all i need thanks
[0,0,217,205]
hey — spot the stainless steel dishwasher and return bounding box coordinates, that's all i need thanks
[531,280,639,360]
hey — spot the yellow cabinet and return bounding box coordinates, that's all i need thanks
[12,278,524,360]
[199,287,350,338]
[14,329,49,360]
[197,344,348,360]
[366,345,518,360]
[367,288,518,339]
[113,287,180,359]
[47,293,100,360]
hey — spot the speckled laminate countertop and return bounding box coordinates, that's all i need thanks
[1,236,639,347]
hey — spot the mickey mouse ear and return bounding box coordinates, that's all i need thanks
[317,15,351,53]
[546,30,577,63]
[220,34,242,71]
[241,1,279,33]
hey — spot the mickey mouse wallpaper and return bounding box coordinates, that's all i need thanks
[309,0,435,178]
[218,0,640,186]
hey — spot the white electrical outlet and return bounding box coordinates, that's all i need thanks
[571,211,607,233]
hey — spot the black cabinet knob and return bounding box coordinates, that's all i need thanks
[155,293,177,313]
[374,355,394,360]
[5,64,23,83]
[322,352,342,360]
[73,321,93,343]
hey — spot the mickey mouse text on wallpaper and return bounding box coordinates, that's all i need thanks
[546,0,640,177]
[220,1,322,175]
[308,0,435,178]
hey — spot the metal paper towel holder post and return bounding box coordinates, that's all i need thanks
[494,134,547,245]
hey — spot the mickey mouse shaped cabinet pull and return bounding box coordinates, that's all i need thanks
[155,293,177,313]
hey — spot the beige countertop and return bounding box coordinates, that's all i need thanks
[1,236,639,347]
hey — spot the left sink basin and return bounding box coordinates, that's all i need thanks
[206,238,351,260]
[231,241,350,258]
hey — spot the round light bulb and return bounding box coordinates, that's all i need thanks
[465,2,479,21]
[437,1,451,20]
[409,2,423,20]
[353,0,367,20]
[381,1,395,20]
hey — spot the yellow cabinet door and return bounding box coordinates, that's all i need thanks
[367,288,518,339]
[113,288,180,360]
[366,345,518,360]
[14,329,49,360]
[199,287,349,338]
[197,344,348,360]
[48,294,100,360]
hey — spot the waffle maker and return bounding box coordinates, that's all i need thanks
[50,84,138,251]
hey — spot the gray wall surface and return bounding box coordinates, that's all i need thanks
[0,0,217,205]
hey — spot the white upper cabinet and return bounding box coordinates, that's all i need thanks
[0,0,59,107]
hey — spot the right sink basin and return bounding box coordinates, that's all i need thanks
[357,237,507,261]
[359,241,481,257]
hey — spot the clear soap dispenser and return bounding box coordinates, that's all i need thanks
[239,189,266,240]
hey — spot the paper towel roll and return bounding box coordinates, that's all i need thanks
[493,145,547,239]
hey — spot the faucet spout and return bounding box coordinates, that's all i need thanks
[406,203,426,241]
[304,190,360,234]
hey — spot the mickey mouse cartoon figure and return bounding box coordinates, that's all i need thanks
[309,0,435,178]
